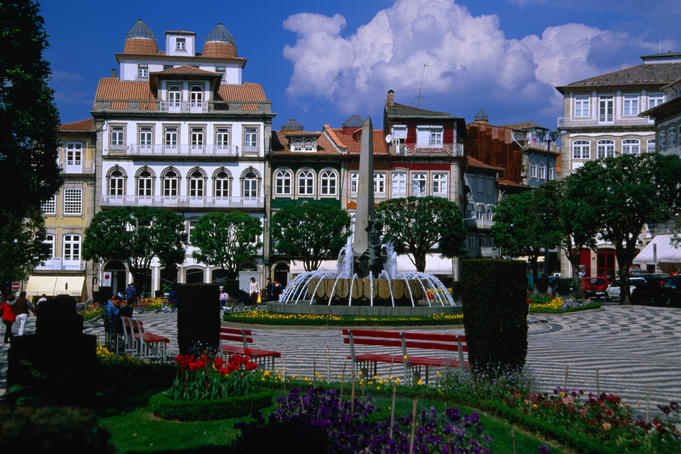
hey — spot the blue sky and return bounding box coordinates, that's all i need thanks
[42,0,680,132]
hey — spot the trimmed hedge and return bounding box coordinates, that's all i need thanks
[461,259,528,375]
[177,283,220,355]
[149,388,275,421]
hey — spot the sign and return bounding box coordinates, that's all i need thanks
[11,282,20,291]
[102,272,112,287]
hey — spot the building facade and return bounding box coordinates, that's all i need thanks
[92,20,273,296]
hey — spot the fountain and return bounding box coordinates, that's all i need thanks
[267,117,459,317]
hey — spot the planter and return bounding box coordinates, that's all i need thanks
[150,387,275,421]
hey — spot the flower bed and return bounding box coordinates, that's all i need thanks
[223,309,463,325]
[528,296,600,313]
[134,297,174,313]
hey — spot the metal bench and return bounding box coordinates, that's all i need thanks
[220,327,281,370]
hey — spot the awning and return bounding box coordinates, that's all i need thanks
[26,275,85,298]
[633,235,681,265]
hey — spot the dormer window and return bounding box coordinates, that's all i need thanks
[176,37,186,50]
[291,137,316,152]
[304,138,315,151]
[292,138,303,151]
[137,64,148,78]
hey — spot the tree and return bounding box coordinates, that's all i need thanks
[0,0,62,289]
[191,211,262,279]
[374,196,466,272]
[491,190,562,283]
[83,207,186,289]
[271,202,351,272]
[0,209,50,291]
[568,153,681,304]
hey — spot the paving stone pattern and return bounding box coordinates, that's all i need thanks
[1,305,680,411]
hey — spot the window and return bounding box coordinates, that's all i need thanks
[350,172,358,196]
[392,125,407,140]
[139,126,152,149]
[189,171,204,198]
[110,125,124,148]
[274,169,292,196]
[529,161,537,178]
[537,161,546,179]
[244,127,258,152]
[216,128,230,149]
[168,87,181,107]
[391,172,406,198]
[647,138,656,153]
[623,94,639,116]
[432,173,448,196]
[304,138,315,151]
[163,170,179,197]
[190,86,203,107]
[137,64,148,78]
[66,142,82,168]
[43,234,55,259]
[176,37,185,50]
[243,170,258,199]
[416,126,443,146]
[374,172,386,196]
[137,170,153,198]
[292,138,303,151]
[297,169,314,196]
[598,95,614,123]
[320,169,337,196]
[622,139,640,155]
[186,220,196,245]
[63,188,82,215]
[573,140,590,159]
[649,92,664,109]
[597,139,615,158]
[191,127,204,150]
[214,171,230,198]
[41,194,56,215]
[669,128,677,151]
[548,166,555,180]
[109,170,125,197]
[411,172,427,197]
[63,234,80,262]
[164,126,178,150]
[574,95,590,117]
[659,131,667,152]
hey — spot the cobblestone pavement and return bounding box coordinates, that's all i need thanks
[1,305,680,410]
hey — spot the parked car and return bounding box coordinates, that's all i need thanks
[581,277,609,300]
[660,275,681,307]
[605,277,646,301]
[630,273,669,305]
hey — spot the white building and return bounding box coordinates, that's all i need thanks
[92,20,274,296]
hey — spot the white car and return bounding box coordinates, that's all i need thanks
[605,278,645,301]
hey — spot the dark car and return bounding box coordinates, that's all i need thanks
[581,277,609,299]
[630,273,669,305]
[660,275,681,307]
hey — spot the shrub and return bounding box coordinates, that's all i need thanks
[0,405,113,453]
[535,276,548,293]
[149,388,275,421]
[555,278,575,296]
[461,259,528,376]
[176,283,220,355]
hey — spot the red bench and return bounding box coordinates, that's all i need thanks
[121,316,170,359]
[342,328,468,384]
[220,327,281,370]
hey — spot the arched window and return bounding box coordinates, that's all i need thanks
[163,169,179,198]
[297,169,314,196]
[659,131,667,152]
[189,170,205,198]
[529,161,537,178]
[214,170,230,199]
[622,139,640,155]
[109,169,125,198]
[242,170,259,199]
[304,138,315,151]
[537,161,546,179]
[320,169,337,196]
[597,139,615,159]
[292,138,303,151]
[137,169,153,198]
[274,169,292,196]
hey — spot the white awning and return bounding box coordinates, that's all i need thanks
[633,235,681,265]
[55,277,85,298]
[26,275,85,298]
[26,276,57,297]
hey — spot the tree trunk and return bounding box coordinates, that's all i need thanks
[414,252,427,273]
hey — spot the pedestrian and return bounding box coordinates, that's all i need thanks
[124,282,138,306]
[264,278,274,301]
[219,287,229,308]
[36,293,48,309]
[272,279,282,301]
[13,291,32,336]
[1,294,16,343]
[104,294,123,343]
[248,277,260,305]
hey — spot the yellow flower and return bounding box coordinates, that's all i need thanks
[532,404,538,409]
[417,379,423,385]
[602,422,611,431]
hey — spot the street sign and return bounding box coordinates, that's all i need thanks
[11,282,20,291]
[102,272,112,287]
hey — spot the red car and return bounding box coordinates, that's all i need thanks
[581,277,609,299]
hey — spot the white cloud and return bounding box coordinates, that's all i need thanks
[282,0,662,117]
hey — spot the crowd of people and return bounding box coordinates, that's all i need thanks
[219,277,284,308]
[0,291,39,343]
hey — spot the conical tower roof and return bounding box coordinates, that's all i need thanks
[124,19,158,55]
[281,119,304,131]
[342,114,364,128]
[126,19,155,39]
[206,23,235,44]
[202,23,237,58]
[474,108,489,123]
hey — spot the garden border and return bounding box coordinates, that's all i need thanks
[149,388,275,421]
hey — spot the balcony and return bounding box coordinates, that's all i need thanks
[115,144,241,157]
[400,142,463,157]
[61,162,95,174]
[93,99,272,114]
[35,258,85,271]
[520,139,561,154]
[557,116,654,129]
[100,194,264,209]
[159,101,209,113]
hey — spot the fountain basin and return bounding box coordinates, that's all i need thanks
[266,301,462,317]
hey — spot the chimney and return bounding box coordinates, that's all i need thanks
[111,68,117,78]
[386,89,395,107]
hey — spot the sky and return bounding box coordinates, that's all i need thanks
[42,0,680,133]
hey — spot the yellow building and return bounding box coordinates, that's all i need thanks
[25,119,97,301]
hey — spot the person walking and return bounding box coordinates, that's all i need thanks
[1,294,16,343]
[248,277,260,305]
[13,291,32,336]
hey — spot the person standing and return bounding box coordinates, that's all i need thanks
[13,291,31,336]
[1,294,16,343]
[264,278,274,301]
[248,277,260,305]
[124,282,138,306]
[36,294,47,309]
[272,279,282,301]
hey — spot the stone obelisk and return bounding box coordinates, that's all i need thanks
[353,117,374,257]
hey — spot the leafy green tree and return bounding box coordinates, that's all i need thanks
[374,196,466,272]
[83,207,186,289]
[568,153,681,304]
[0,0,62,290]
[191,211,262,279]
[271,202,351,272]
[491,190,562,283]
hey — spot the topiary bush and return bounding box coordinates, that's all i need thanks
[177,283,220,355]
[461,259,528,376]
[149,388,275,421]
[0,405,113,453]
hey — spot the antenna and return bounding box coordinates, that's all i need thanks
[416,63,429,106]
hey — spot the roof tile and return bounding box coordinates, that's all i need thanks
[58,118,94,131]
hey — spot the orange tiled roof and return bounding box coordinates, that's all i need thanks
[218,83,267,102]
[203,41,237,59]
[467,155,504,171]
[498,177,529,188]
[152,65,220,76]
[95,78,155,100]
[123,38,158,55]
[58,118,94,131]
[330,128,388,155]
[272,130,340,156]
